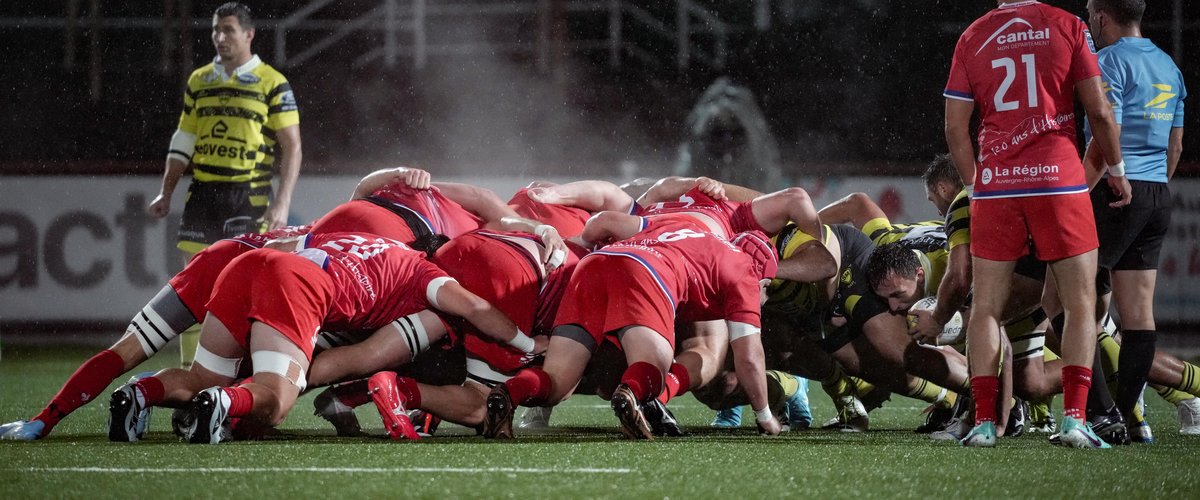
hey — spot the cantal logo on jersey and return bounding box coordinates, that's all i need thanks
[1145,84,1177,109]
[976,18,1049,55]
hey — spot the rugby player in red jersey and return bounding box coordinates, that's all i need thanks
[482,213,782,439]
[944,0,1129,448]
[0,224,309,441]
[364,229,586,438]
[106,232,539,443]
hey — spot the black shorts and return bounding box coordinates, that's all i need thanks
[177,181,272,251]
[1092,181,1171,294]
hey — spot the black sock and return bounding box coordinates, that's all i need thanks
[1087,347,1117,420]
[1116,330,1157,420]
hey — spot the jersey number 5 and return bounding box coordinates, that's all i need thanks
[992,54,1038,111]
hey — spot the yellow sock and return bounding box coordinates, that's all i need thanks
[1096,330,1122,395]
[821,365,855,400]
[1179,362,1200,397]
[851,377,875,399]
[179,323,201,369]
[1028,398,1053,424]
[903,377,956,409]
[1154,384,1193,405]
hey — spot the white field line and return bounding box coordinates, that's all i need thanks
[16,467,631,474]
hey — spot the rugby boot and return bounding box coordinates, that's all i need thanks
[107,383,144,442]
[711,407,743,428]
[1178,397,1200,435]
[367,371,419,441]
[483,384,516,439]
[1005,399,1027,438]
[313,386,365,437]
[1059,416,1111,449]
[0,420,45,441]
[959,421,998,447]
[643,399,685,437]
[517,406,553,429]
[1090,411,1130,446]
[187,387,232,444]
[410,409,442,438]
[611,384,654,440]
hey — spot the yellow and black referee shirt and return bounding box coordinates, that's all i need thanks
[174,55,299,189]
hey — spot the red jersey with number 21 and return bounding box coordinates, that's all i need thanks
[944,0,1100,199]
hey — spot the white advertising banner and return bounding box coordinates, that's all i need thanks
[0,175,1197,323]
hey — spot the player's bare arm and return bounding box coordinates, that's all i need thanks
[261,124,302,230]
[944,98,977,192]
[433,280,547,356]
[148,157,188,218]
[818,192,887,230]
[350,166,432,200]
[1167,127,1183,180]
[1078,75,1131,207]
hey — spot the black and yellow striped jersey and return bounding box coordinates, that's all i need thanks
[861,217,945,247]
[177,55,299,188]
[765,223,880,324]
[944,188,970,251]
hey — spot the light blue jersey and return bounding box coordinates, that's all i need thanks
[1087,37,1186,183]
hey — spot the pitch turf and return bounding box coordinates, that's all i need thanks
[2,345,1199,498]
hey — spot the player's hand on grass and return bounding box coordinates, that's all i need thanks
[906,308,943,345]
[147,193,171,218]
[756,412,782,436]
[695,177,726,200]
[1106,174,1132,208]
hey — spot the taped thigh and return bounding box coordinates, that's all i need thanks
[252,350,308,391]
[194,345,244,378]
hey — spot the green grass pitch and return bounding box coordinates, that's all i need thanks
[2,344,1199,498]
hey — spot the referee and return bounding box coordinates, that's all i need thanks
[147,2,302,366]
[1084,0,1186,433]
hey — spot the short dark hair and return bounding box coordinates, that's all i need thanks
[1093,0,1144,26]
[921,154,962,190]
[215,2,254,30]
[865,243,920,291]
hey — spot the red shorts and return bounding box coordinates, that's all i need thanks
[508,188,592,239]
[432,232,541,374]
[206,250,335,361]
[310,200,418,243]
[554,255,676,349]
[971,192,1098,262]
[169,239,257,320]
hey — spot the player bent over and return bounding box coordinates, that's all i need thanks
[483,216,781,439]
[106,232,539,443]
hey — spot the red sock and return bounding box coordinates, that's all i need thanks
[1062,365,1092,420]
[134,376,166,407]
[223,386,255,417]
[621,362,664,403]
[970,376,999,425]
[32,349,125,431]
[395,376,422,408]
[658,362,692,404]
[506,368,552,406]
[331,380,372,408]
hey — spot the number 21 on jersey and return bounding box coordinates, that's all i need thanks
[992,54,1038,111]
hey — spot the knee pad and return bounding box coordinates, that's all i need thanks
[251,350,307,391]
[193,345,243,378]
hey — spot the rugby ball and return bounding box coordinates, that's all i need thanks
[908,296,965,346]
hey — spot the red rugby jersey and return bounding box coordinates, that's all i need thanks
[944,0,1100,198]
